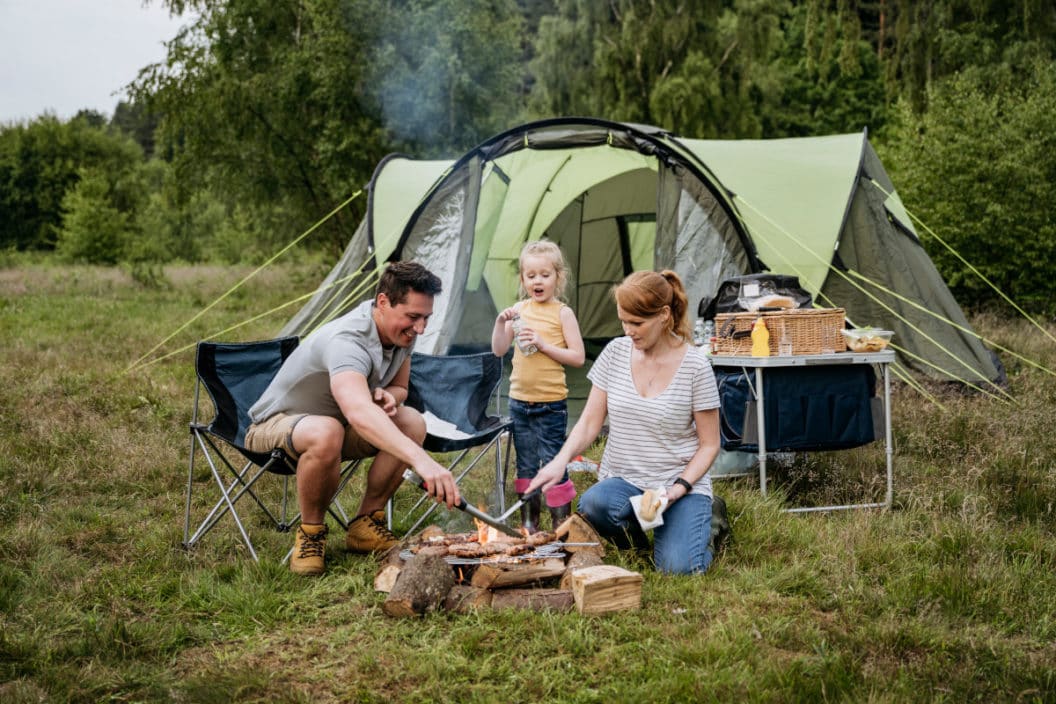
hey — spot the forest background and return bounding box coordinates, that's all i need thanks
[2,0,1056,316]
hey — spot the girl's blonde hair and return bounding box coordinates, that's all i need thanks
[517,240,570,300]
[613,269,692,343]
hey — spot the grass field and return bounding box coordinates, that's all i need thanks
[1,264,1055,703]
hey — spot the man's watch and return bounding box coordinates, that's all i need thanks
[672,477,694,494]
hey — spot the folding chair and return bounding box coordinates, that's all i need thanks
[184,337,358,560]
[389,351,514,534]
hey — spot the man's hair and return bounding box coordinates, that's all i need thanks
[377,261,443,305]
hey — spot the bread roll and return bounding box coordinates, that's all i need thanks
[639,489,662,521]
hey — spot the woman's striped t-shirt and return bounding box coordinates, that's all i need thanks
[587,336,720,496]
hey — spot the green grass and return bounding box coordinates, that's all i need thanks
[2,264,1055,702]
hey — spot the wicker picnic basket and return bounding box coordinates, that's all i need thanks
[712,308,846,356]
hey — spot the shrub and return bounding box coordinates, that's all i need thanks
[879,59,1056,316]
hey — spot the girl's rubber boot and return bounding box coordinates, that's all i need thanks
[520,492,542,534]
[548,502,572,531]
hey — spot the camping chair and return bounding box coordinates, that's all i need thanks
[184,337,359,561]
[388,350,514,534]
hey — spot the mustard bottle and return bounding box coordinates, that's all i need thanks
[750,317,770,357]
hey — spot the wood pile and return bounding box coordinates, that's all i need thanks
[377,514,642,617]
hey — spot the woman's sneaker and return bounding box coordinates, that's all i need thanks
[290,523,328,576]
[346,510,400,553]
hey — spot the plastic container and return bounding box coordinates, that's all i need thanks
[566,455,599,473]
[841,327,893,352]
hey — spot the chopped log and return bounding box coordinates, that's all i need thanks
[470,557,566,589]
[444,585,493,613]
[374,544,408,593]
[559,550,606,590]
[491,588,574,613]
[571,565,643,615]
[554,513,606,557]
[374,564,402,593]
[382,553,455,618]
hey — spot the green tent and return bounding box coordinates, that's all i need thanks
[284,118,999,387]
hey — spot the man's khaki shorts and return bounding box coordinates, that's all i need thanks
[244,412,379,463]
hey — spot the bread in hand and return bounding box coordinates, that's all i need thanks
[640,489,662,521]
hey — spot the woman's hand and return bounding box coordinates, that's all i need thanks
[664,481,690,503]
[526,459,565,494]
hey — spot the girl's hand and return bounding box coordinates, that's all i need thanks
[518,325,543,351]
[497,306,518,323]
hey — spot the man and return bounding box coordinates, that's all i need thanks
[245,261,459,575]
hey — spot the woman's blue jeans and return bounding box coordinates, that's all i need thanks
[578,477,714,575]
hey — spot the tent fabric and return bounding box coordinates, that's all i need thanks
[283,118,999,386]
[681,133,867,295]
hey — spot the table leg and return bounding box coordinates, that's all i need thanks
[884,362,893,508]
[756,367,767,497]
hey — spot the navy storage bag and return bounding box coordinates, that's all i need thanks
[715,364,878,452]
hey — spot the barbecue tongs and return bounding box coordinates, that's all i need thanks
[402,469,523,538]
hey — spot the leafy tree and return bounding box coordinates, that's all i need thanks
[0,116,145,251]
[111,100,162,158]
[55,169,131,264]
[878,59,1056,315]
[767,2,889,137]
[134,0,393,254]
[526,0,794,139]
[880,0,1056,112]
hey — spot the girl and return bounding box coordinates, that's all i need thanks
[491,241,585,532]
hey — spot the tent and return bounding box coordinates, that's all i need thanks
[283,117,1000,388]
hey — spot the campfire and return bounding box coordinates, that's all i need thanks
[376,513,644,617]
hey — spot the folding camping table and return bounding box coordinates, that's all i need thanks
[711,349,896,513]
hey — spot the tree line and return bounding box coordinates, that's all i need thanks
[1,0,1054,313]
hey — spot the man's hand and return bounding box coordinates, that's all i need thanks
[413,459,460,508]
[373,387,397,416]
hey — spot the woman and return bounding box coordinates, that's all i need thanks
[527,270,724,574]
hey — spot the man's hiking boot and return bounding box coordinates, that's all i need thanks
[346,510,400,554]
[290,523,328,576]
[709,496,731,556]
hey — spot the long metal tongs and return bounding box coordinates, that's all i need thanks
[494,488,541,524]
[401,469,523,538]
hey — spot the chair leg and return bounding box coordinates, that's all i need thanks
[188,434,262,561]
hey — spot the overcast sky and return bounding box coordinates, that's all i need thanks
[0,0,190,124]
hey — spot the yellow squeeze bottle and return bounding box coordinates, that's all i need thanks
[750,317,770,357]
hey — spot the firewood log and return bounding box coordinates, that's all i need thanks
[571,565,643,615]
[559,550,606,590]
[444,585,493,613]
[382,553,455,617]
[554,513,605,557]
[470,557,565,589]
[490,588,574,612]
[374,544,408,593]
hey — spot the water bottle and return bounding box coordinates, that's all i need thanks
[511,313,537,355]
[703,320,715,351]
[693,318,706,346]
